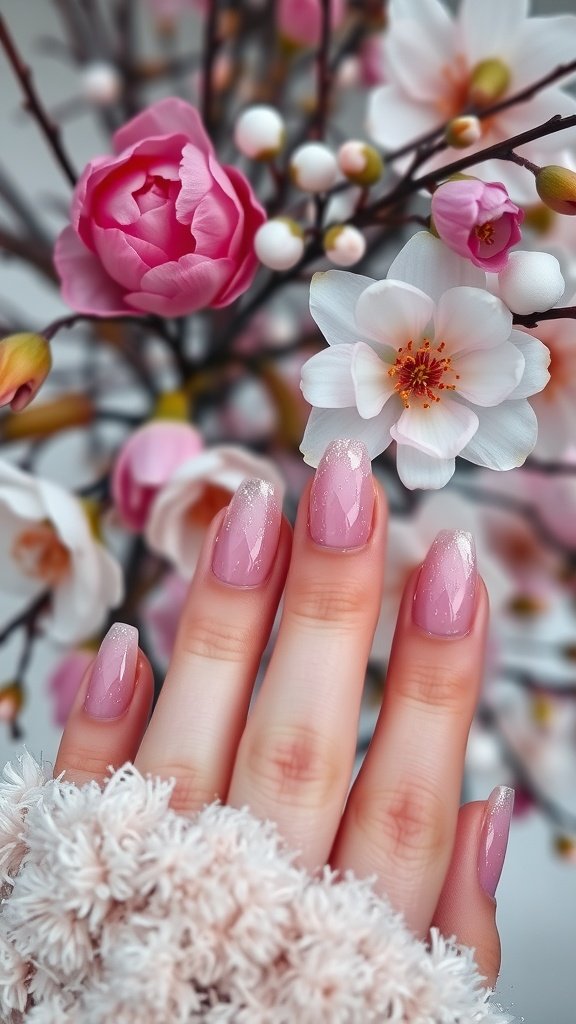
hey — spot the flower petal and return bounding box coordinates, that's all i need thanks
[396,445,456,490]
[309,270,376,346]
[351,342,397,418]
[460,399,537,469]
[390,397,479,457]
[113,97,212,155]
[511,17,576,91]
[387,232,485,303]
[367,85,440,150]
[385,18,453,102]
[506,330,551,400]
[54,226,131,317]
[454,341,525,406]
[458,0,528,66]
[300,345,356,407]
[300,402,400,466]
[435,287,512,355]
[127,255,234,316]
[354,280,434,348]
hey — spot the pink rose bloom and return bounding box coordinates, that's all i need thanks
[112,421,204,531]
[431,179,523,272]
[278,0,345,47]
[48,649,94,727]
[55,98,266,318]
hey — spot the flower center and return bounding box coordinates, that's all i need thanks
[186,483,232,528]
[388,339,458,409]
[476,221,495,245]
[11,523,71,586]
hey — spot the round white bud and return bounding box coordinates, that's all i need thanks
[337,140,383,186]
[254,219,305,271]
[498,251,565,314]
[324,224,366,267]
[290,142,338,193]
[234,105,285,159]
[81,62,122,107]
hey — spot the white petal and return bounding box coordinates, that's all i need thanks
[309,270,376,346]
[367,85,439,149]
[390,397,479,458]
[435,287,513,355]
[454,342,525,406]
[396,445,456,490]
[300,401,401,466]
[385,19,452,102]
[354,279,434,348]
[387,233,485,303]
[351,342,396,419]
[300,345,356,408]
[498,252,564,315]
[507,330,551,400]
[511,17,576,91]
[390,0,453,42]
[458,0,527,66]
[460,400,538,469]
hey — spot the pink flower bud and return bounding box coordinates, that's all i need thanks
[431,178,523,272]
[112,421,204,531]
[0,333,52,411]
[48,649,94,727]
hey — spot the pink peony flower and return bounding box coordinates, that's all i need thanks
[278,0,345,48]
[48,649,94,727]
[431,179,523,272]
[54,98,266,318]
[112,421,204,531]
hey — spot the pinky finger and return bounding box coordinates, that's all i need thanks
[53,622,154,786]
[431,788,514,990]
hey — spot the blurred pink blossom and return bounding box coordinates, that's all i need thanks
[143,571,189,666]
[112,421,204,531]
[48,649,94,727]
[431,179,523,272]
[55,98,265,318]
[278,0,345,47]
[520,309,576,459]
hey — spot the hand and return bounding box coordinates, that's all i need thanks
[54,439,509,988]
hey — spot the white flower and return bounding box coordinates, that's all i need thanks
[367,0,576,202]
[518,295,576,459]
[300,232,551,490]
[0,460,122,644]
[145,446,285,577]
[497,251,564,315]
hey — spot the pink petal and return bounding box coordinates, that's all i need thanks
[91,225,150,291]
[54,226,131,316]
[113,97,213,155]
[126,255,235,316]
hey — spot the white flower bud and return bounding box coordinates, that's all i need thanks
[234,105,285,159]
[498,251,565,314]
[81,62,122,107]
[254,218,304,271]
[324,224,366,267]
[337,140,383,186]
[290,143,338,193]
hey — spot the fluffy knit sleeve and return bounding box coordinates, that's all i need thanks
[0,752,514,1024]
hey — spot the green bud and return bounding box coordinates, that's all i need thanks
[469,58,510,107]
[535,165,576,215]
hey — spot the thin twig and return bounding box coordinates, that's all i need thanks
[0,161,52,246]
[0,14,78,185]
[201,0,220,134]
[313,0,332,140]
[0,593,49,646]
[0,226,58,281]
[514,305,576,329]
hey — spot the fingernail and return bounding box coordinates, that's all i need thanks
[84,622,139,720]
[309,439,374,548]
[212,477,281,587]
[412,529,477,637]
[478,785,515,898]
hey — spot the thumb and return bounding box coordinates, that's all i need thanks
[431,787,514,989]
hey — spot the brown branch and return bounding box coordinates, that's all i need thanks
[0,13,78,185]
[313,0,332,140]
[0,226,58,281]
[513,305,576,329]
[0,592,49,646]
[201,0,220,134]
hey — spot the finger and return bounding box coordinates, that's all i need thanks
[53,623,154,785]
[228,441,386,869]
[334,530,488,936]
[135,478,292,813]
[432,789,514,989]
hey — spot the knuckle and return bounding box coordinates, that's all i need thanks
[55,746,114,783]
[288,576,368,629]
[242,725,341,809]
[179,615,252,664]
[352,781,448,869]
[151,761,215,815]
[394,658,467,712]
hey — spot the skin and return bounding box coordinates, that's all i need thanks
[55,479,502,988]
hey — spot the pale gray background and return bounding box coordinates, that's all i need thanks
[1,2,576,1021]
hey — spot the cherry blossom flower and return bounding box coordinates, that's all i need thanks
[0,460,122,644]
[431,178,523,272]
[145,446,284,576]
[518,299,576,458]
[368,0,576,202]
[300,232,550,489]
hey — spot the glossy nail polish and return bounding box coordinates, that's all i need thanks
[413,529,477,637]
[212,477,281,587]
[478,785,515,898]
[84,622,138,720]
[309,439,374,548]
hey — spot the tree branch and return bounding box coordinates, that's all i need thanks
[514,305,576,329]
[201,0,220,134]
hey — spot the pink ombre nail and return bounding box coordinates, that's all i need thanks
[478,785,515,898]
[413,529,477,637]
[212,477,281,587]
[309,439,374,549]
[84,622,138,720]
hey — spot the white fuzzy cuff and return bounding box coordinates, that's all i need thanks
[0,753,513,1023]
